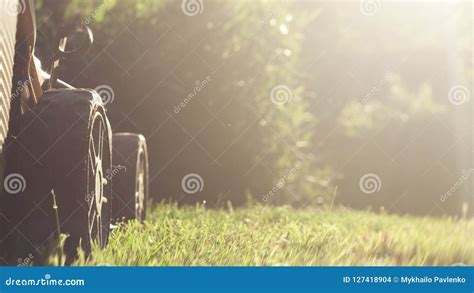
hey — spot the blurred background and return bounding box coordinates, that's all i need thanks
[34,0,472,216]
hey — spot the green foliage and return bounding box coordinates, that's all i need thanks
[339,78,446,138]
[72,203,474,266]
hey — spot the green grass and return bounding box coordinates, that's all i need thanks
[74,203,473,266]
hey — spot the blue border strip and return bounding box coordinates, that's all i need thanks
[0,266,473,292]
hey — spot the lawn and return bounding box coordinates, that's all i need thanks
[74,203,473,266]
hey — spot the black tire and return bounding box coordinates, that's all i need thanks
[0,88,112,265]
[112,133,148,222]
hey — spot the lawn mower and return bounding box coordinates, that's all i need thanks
[0,0,149,265]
